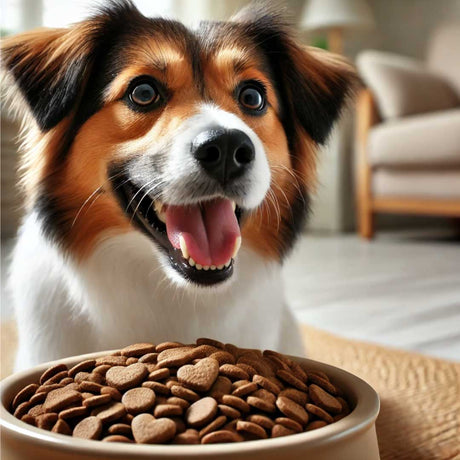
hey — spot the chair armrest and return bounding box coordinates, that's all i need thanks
[356,50,458,119]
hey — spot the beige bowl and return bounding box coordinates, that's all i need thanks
[1,351,380,460]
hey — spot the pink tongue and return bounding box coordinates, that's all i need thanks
[165,198,240,266]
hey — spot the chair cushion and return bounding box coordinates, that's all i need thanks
[427,24,460,97]
[357,50,458,119]
[368,109,460,168]
[372,169,460,199]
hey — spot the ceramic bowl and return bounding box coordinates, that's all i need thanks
[0,351,380,460]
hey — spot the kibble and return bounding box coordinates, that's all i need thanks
[10,339,351,444]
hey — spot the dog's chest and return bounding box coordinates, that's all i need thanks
[76,232,286,350]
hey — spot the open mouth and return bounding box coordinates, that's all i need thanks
[112,174,243,285]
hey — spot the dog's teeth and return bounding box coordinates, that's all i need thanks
[225,259,232,267]
[210,265,216,270]
[179,235,189,260]
[154,200,166,223]
[203,265,209,271]
[217,264,224,270]
[231,201,236,211]
[196,264,203,270]
[188,258,195,267]
[232,236,242,258]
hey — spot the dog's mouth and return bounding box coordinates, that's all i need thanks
[112,175,243,285]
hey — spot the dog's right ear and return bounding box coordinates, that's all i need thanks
[1,0,142,132]
[1,26,95,131]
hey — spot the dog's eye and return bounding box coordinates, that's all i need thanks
[130,83,159,106]
[238,85,265,111]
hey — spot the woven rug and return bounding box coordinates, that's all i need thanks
[1,321,459,459]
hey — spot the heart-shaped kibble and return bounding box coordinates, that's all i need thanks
[105,363,148,391]
[43,387,82,413]
[177,358,219,392]
[131,414,176,444]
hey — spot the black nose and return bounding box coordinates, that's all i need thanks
[191,129,255,185]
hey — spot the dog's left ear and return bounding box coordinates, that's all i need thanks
[233,5,359,148]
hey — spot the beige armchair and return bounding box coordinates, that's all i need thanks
[355,25,460,238]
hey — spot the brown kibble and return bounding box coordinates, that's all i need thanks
[276,370,308,392]
[221,394,250,413]
[166,396,190,410]
[43,387,82,413]
[154,404,183,417]
[209,376,232,400]
[218,404,241,419]
[246,396,275,413]
[95,355,127,367]
[82,394,112,408]
[58,406,88,420]
[12,384,39,411]
[209,351,235,365]
[39,364,68,385]
[122,387,156,414]
[108,423,132,436]
[105,363,148,391]
[309,384,342,414]
[219,364,249,381]
[231,380,257,397]
[121,343,156,357]
[279,388,308,406]
[170,385,199,402]
[68,359,96,378]
[305,403,334,423]
[177,358,219,392]
[100,386,122,401]
[185,397,218,428]
[73,416,103,440]
[306,420,328,431]
[275,417,303,433]
[148,368,170,381]
[102,435,133,442]
[173,428,200,444]
[198,415,227,437]
[132,414,176,443]
[157,347,196,368]
[142,380,169,395]
[10,339,349,445]
[272,424,295,438]
[246,414,275,430]
[309,373,338,395]
[236,420,268,439]
[91,401,126,423]
[253,374,281,394]
[52,419,72,435]
[276,396,309,425]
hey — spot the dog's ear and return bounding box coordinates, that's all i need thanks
[0,0,141,132]
[233,4,358,148]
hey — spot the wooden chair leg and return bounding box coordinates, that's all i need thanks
[359,205,374,239]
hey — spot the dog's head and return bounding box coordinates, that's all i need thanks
[2,1,356,286]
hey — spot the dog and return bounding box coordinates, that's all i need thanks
[2,1,356,371]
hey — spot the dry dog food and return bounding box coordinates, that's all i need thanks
[10,339,351,444]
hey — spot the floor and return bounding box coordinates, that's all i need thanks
[2,229,459,362]
[283,229,460,362]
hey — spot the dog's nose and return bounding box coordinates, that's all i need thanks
[191,129,255,185]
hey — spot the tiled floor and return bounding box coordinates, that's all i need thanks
[283,229,460,361]
[2,229,459,361]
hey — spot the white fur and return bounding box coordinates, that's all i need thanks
[10,213,305,371]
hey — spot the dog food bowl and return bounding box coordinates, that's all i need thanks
[0,351,380,460]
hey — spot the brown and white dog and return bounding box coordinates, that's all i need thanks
[2,1,356,370]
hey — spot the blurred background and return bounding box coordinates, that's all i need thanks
[1,0,459,362]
